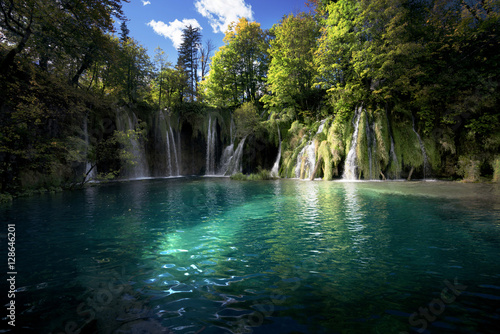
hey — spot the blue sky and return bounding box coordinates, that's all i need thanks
[119,0,310,63]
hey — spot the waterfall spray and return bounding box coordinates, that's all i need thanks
[343,106,363,180]
[206,115,217,175]
[271,125,281,178]
[412,115,430,179]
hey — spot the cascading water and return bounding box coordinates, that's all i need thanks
[343,106,363,180]
[294,119,327,179]
[168,124,180,175]
[116,111,149,179]
[412,114,430,179]
[230,116,236,144]
[386,110,400,179]
[164,116,172,175]
[226,137,247,175]
[205,115,217,175]
[389,137,400,179]
[218,144,235,175]
[217,115,237,175]
[295,142,316,179]
[157,111,180,176]
[270,125,281,178]
[317,119,327,134]
[83,116,96,182]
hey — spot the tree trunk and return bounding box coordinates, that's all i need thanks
[407,167,415,181]
[72,52,93,86]
[310,155,322,180]
[0,27,32,73]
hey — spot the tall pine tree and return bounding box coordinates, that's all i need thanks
[177,25,202,101]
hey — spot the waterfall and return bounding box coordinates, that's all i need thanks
[116,111,149,179]
[389,136,400,179]
[412,115,430,179]
[343,106,363,180]
[168,124,180,175]
[295,141,316,179]
[317,119,327,134]
[293,119,327,179]
[270,125,281,178]
[217,115,237,175]
[206,115,217,175]
[226,137,247,175]
[157,111,180,177]
[83,116,96,182]
[218,144,235,175]
[164,117,172,175]
[230,115,236,144]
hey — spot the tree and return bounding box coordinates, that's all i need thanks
[120,20,130,42]
[315,0,368,112]
[261,13,320,119]
[120,37,153,103]
[0,0,125,73]
[177,25,202,101]
[153,46,172,109]
[201,17,269,108]
[234,102,261,138]
[199,39,215,82]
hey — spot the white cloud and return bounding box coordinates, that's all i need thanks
[142,0,151,5]
[147,19,202,49]
[194,0,253,33]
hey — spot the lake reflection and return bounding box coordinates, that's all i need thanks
[1,179,499,333]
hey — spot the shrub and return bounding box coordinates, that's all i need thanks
[230,168,276,181]
[457,155,481,182]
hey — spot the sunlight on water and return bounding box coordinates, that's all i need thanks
[1,178,499,333]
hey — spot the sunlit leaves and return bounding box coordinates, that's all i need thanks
[201,17,269,108]
[262,13,320,118]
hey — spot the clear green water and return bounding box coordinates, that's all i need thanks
[1,178,500,333]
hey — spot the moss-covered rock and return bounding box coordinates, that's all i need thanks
[492,156,500,182]
[392,117,424,174]
[318,140,333,180]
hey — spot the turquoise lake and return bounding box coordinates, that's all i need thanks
[1,178,500,333]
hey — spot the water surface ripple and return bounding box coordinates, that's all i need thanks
[1,178,499,333]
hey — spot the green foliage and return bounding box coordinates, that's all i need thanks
[262,13,321,119]
[392,117,423,170]
[318,140,333,180]
[0,193,13,203]
[327,116,345,167]
[374,110,390,170]
[234,102,261,138]
[0,0,125,74]
[18,162,70,190]
[230,173,247,180]
[423,137,441,174]
[457,155,481,182]
[230,168,276,181]
[200,18,269,107]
